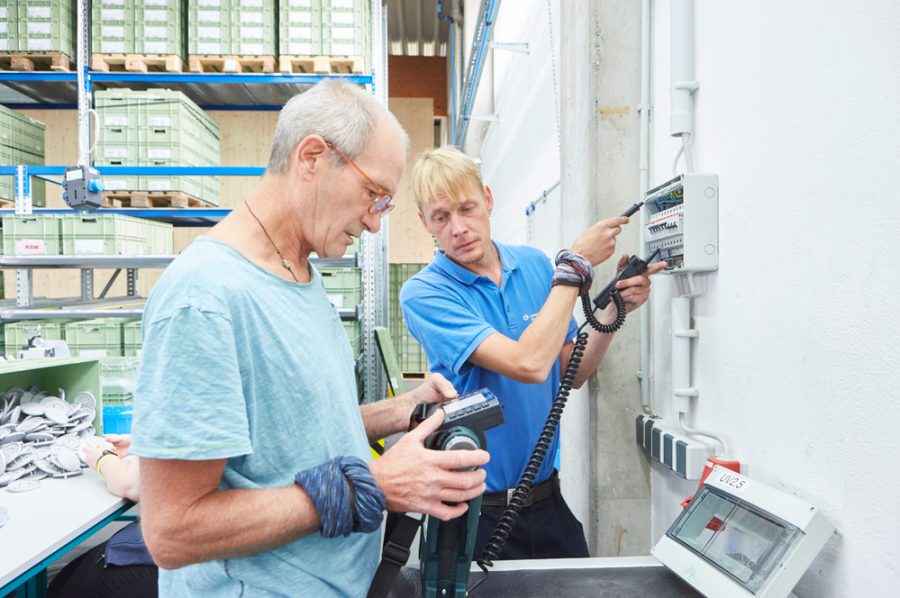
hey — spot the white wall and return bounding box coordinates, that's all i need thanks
[647,1,900,595]
[468,0,561,248]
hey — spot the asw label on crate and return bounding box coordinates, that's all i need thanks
[74,240,106,255]
[327,294,344,308]
[16,239,46,255]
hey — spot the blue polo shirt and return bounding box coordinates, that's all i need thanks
[400,242,577,492]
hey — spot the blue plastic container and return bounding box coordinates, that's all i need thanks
[102,404,133,434]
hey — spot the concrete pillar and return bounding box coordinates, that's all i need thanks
[559,0,650,556]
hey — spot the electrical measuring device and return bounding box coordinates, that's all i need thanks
[368,389,504,598]
[415,389,504,597]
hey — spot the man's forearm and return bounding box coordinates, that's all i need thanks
[142,463,322,569]
[360,395,415,441]
[571,327,616,388]
[512,285,581,372]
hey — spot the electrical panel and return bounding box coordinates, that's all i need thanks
[653,466,834,598]
[643,173,718,272]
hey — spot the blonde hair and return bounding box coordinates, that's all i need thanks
[410,146,484,213]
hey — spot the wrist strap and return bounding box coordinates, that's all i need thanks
[553,250,593,294]
[295,456,386,538]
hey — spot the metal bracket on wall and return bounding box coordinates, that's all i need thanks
[490,42,528,54]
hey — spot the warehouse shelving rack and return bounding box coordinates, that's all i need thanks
[0,0,390,401]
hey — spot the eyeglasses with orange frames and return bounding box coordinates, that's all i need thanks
[325,142,394,216]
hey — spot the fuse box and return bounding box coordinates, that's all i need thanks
[643,174,718,272]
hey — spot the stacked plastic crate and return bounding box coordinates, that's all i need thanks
[279,0,321,58]
[278,0,369,73]
[1,213,61,255]
[122,319,141,356]
[0,104,45,206]
[188,0,276,72]
[3,319,70,357]
[388,263,429,374]
[321,0,369,59]
[0,0,75,64]
[60,212,173,255]
[320,267,363,357]
[95,88,221,205]
[0,1,15,53]
[92,0,185,67]
[65,318,129,358]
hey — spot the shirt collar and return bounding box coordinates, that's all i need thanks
[433,241,519,286]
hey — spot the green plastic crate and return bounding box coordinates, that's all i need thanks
[3,319,70,356]
[2,214,62,255]
[0,1,19,52]
[322,0,369,58]
[18,0,75,56]
[122,319,141,356]
[95,88,220,203]
[91,0,133,53]
[320,267,362,308]
[101,355,140,397]
[388,263,429,373]
[279,0,322,56]
[65,318,128,358]
[146,220,173,254]
[0,105,47,206]
[60,213,148,256]
[134,1,184,56]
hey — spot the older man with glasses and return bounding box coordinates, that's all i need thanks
[129,80,489,597]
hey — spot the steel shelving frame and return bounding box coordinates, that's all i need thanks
[0,0,390,401]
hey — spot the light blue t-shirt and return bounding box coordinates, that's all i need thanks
[400,242,578,493]
[130,236,378,597]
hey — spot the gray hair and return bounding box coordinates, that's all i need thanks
[267,79,408,173]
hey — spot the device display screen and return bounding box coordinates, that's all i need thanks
[667,486,801,593]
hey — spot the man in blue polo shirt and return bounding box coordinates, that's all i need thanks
[400,147,666,560]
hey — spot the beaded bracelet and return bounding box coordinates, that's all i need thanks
[294,456,386,538]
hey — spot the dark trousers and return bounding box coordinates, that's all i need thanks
[46,541,158,598]
[473,484,590,561]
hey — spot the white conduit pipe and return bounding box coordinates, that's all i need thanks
[671,0,699,173]
[672,296,728,455]
[638,0,651,408]
[671,296,698,415]
[670,0,695,138]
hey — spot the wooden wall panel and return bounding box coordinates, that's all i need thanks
[388,97,436,264]
[389,56,448,116]
[207,110,277,208]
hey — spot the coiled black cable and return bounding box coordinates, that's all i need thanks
[468,289,627,593]
[582,291,626,334]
